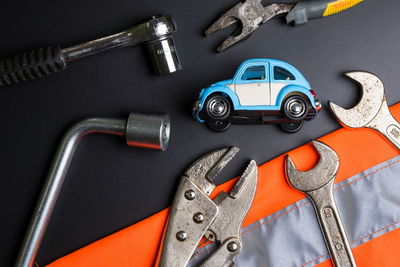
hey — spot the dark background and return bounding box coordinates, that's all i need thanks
[1,0,399,266]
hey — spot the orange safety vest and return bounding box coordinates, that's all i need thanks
[47,104,400,267]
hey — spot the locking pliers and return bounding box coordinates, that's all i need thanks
[205,0,363,51]
[158,147,258,267]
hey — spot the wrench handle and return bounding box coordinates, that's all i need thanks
[0,46,66,87]
[379,114,400,151]
[317,206,356,266]
[383,123,400,150]
[308,185,357,267]
[368,103,400,151]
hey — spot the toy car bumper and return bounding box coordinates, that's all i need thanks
[305,98,321,120]
[315,98,322,111]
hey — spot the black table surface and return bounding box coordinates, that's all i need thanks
[1,0,399,266]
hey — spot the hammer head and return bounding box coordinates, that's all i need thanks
[329,71,385,128]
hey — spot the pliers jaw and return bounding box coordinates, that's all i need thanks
[205,0,293,52]
[184,147,240,195]
[206,0,364,51]
[205,0,265,52]
[159,147,258,267]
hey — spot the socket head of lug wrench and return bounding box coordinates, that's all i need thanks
[285,140,339,192]
[144,15,182,75]
[126,112,170,151]
[329,71,385,128]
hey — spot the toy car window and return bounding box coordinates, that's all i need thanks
[274,66,295,81]
[241,65,266,81]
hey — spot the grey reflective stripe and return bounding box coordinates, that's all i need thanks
[189,155,400,267]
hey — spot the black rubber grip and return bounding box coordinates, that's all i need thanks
[0,46,66,87]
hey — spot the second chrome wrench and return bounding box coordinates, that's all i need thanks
[329,71,400,151]
[285,140,356,267]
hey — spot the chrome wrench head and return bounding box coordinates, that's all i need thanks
[285,140,339,192]
[329,71,385,128]
[285,141,357,266]
[329,71,400,151]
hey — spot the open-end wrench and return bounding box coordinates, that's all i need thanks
[329,71,400,151]
[285,140,356,267]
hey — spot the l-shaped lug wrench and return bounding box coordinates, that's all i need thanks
[15,112,170,267]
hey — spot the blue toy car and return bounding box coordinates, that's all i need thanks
[192,59,321,132]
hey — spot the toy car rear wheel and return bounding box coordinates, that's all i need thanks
[280,121,303,133]
[207,120,231,132]
[205,95,231,121]
[282,95,308,121]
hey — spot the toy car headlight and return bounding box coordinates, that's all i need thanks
[192,100,204,121]
[193,100,201,110]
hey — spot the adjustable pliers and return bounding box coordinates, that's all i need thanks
[205,0,364,51]
[158,147,258,266]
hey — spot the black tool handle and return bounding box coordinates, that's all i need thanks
[0,46,66,87]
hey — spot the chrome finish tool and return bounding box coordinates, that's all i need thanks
[329,71,400,151]
[159,147,258,267]
[285,140,356,267]
[205,0,363,51]
[16,112,170,267]
[0,15,181,87]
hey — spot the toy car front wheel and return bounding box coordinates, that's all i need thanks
[279,121,303,133]
[282,95,308,121]
[207,120,231,132]
[205,95,231,121]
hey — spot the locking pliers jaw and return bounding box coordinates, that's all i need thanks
[159,147,258,267]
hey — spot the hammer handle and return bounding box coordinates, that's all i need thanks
[0,46,66,87]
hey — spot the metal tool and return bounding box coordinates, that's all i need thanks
[285,140,356,267]
[0,15,181,87]
[329,71,400,151]
[159,147,258,267]
[15,112,170,267]
[205,0,363,51]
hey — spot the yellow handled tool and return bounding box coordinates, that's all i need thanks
[205,0,364,51]
[286,0,364,25]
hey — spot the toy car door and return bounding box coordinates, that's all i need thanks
[234,62,270,106]
[270,64,297,106]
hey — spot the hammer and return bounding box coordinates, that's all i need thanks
[0,15,182,87]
